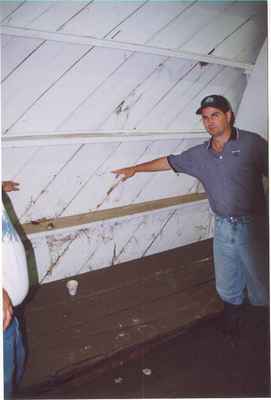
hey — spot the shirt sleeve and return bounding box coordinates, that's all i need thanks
[167,147,201,178]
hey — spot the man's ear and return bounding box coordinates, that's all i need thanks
[226,110,232,124]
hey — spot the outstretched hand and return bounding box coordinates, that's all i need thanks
[112,167,136,181]
[2,181,20,192]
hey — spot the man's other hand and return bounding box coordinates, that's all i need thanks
[2,181,20,192]
[3,289,13,331]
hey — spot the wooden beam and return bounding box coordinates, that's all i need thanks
[2,130,208,147]
[1,26,254,72]
[22,193,208,236]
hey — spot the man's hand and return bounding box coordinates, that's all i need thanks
[112,167,136,181]
[3,289,13,331]
[112,157,171,181]
[2,181,20,192]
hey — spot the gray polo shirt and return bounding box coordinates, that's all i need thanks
[167,129,268,217]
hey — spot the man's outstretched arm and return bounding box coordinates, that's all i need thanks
[112,156,171,181]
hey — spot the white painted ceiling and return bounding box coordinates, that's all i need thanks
[1,1,267,136]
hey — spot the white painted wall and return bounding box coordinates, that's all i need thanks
[1,1,267,283]
[29,200,212,284]
[236,40,268,139]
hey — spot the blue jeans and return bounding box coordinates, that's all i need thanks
[213,215,269,305]
[4,317,26,398]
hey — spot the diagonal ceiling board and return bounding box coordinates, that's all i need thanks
[181,4,265,57]
[0,1,24,23]
[167,67,241,129]
[24,1,91,32]
[21,2,262,135]
[3,2,163,135]
[61,139,196,218]
[168,68,247,131]
[99,2,263,131]
[135,5,263,132]
[8,46,133,135]
[1,2,95,83]
[149,1,234,50]
[134,62,207,130]
[56,141,155,217]
[58,141,155,218]
[100,58,194,131]
[1,34,44,82]
[128,139,204,206]
[41,1,238,134]
[2,146,40,181]
[135,63,222,130]
[2,40,89,134]
[228,0,266,19]
[1,1,54,27]
[21,142,121,222]
[11,144,81,220]
[56,52,166,133]
[1,1,93,30]
[214,15,267,63]
[105,0,195,44]
[5,2,197,135]
[60,1,148,38]
[3,2,205,222]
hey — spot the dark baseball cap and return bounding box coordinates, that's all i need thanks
[196,95,231,115]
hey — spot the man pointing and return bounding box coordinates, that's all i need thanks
[113,95,269,336]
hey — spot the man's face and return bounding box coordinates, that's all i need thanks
[201,107,231,137]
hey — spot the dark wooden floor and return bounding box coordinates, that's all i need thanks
[35,305,269,399]
[15,239,270,398]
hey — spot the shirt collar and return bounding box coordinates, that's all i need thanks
[205,127,239,149]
